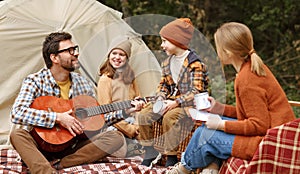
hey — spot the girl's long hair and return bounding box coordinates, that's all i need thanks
[214,22,266,76]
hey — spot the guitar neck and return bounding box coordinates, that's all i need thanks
[75,96,155,118]
[84,100,132,117]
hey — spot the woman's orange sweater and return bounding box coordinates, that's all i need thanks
[213,61,295,160]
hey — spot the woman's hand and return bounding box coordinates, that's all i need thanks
[56,109,84,136]
[204,96,216,112]
[205,114,225,131]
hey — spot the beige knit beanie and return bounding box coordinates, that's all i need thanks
[159,18,194,50]
[107,36,132,58]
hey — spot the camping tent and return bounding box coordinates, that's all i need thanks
[0,0,161,148]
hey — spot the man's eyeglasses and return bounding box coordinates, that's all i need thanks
[56,45,79,55]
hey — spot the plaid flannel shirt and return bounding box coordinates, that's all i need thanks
[156,50,209,106]
[11,68,124,131]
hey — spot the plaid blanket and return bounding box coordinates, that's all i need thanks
[0,149,167,174]
[2,118,299,173]
[0,149,26,174]
[220,118,300,174]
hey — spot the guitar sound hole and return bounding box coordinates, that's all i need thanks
[75,108,88,119]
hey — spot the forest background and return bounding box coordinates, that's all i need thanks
[99,0,300,116]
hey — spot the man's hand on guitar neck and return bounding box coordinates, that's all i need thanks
[56,109,84,137]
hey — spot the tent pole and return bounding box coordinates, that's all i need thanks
[79,61,97,87]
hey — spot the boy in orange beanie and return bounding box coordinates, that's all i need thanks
[137,18,209,167]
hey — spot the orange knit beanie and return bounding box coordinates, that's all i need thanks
[159,18,194,50]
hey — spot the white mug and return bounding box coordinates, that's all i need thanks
[194,92,211,110]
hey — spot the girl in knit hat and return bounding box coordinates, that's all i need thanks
[167,22,296,174]
[97,37,145,157]
[137,18,209,167]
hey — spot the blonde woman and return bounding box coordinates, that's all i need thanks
[167,22,296,174]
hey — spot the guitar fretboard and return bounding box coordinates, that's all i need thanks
[85,100,132,117]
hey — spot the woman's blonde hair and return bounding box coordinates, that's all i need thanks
[214,22,266,76]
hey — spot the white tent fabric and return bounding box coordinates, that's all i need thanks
[0,0,161,148]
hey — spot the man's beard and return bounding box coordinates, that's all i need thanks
[62,63,80,72]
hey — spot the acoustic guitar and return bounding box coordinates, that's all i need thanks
[30,95,154,152]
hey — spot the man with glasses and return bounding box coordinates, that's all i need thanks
[9,32,142,173]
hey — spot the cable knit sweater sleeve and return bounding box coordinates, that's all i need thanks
[210,102,237,118]
[225,81,270,135]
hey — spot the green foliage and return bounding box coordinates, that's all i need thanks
[225,80,236,105]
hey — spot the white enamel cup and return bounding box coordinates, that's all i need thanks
[194,92,211,110]
[153,100,166,115]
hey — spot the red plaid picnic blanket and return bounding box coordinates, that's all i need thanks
[2,118,299,173]
[0,149,26,174]
[220,118,300,174]
[0,149,167,174]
